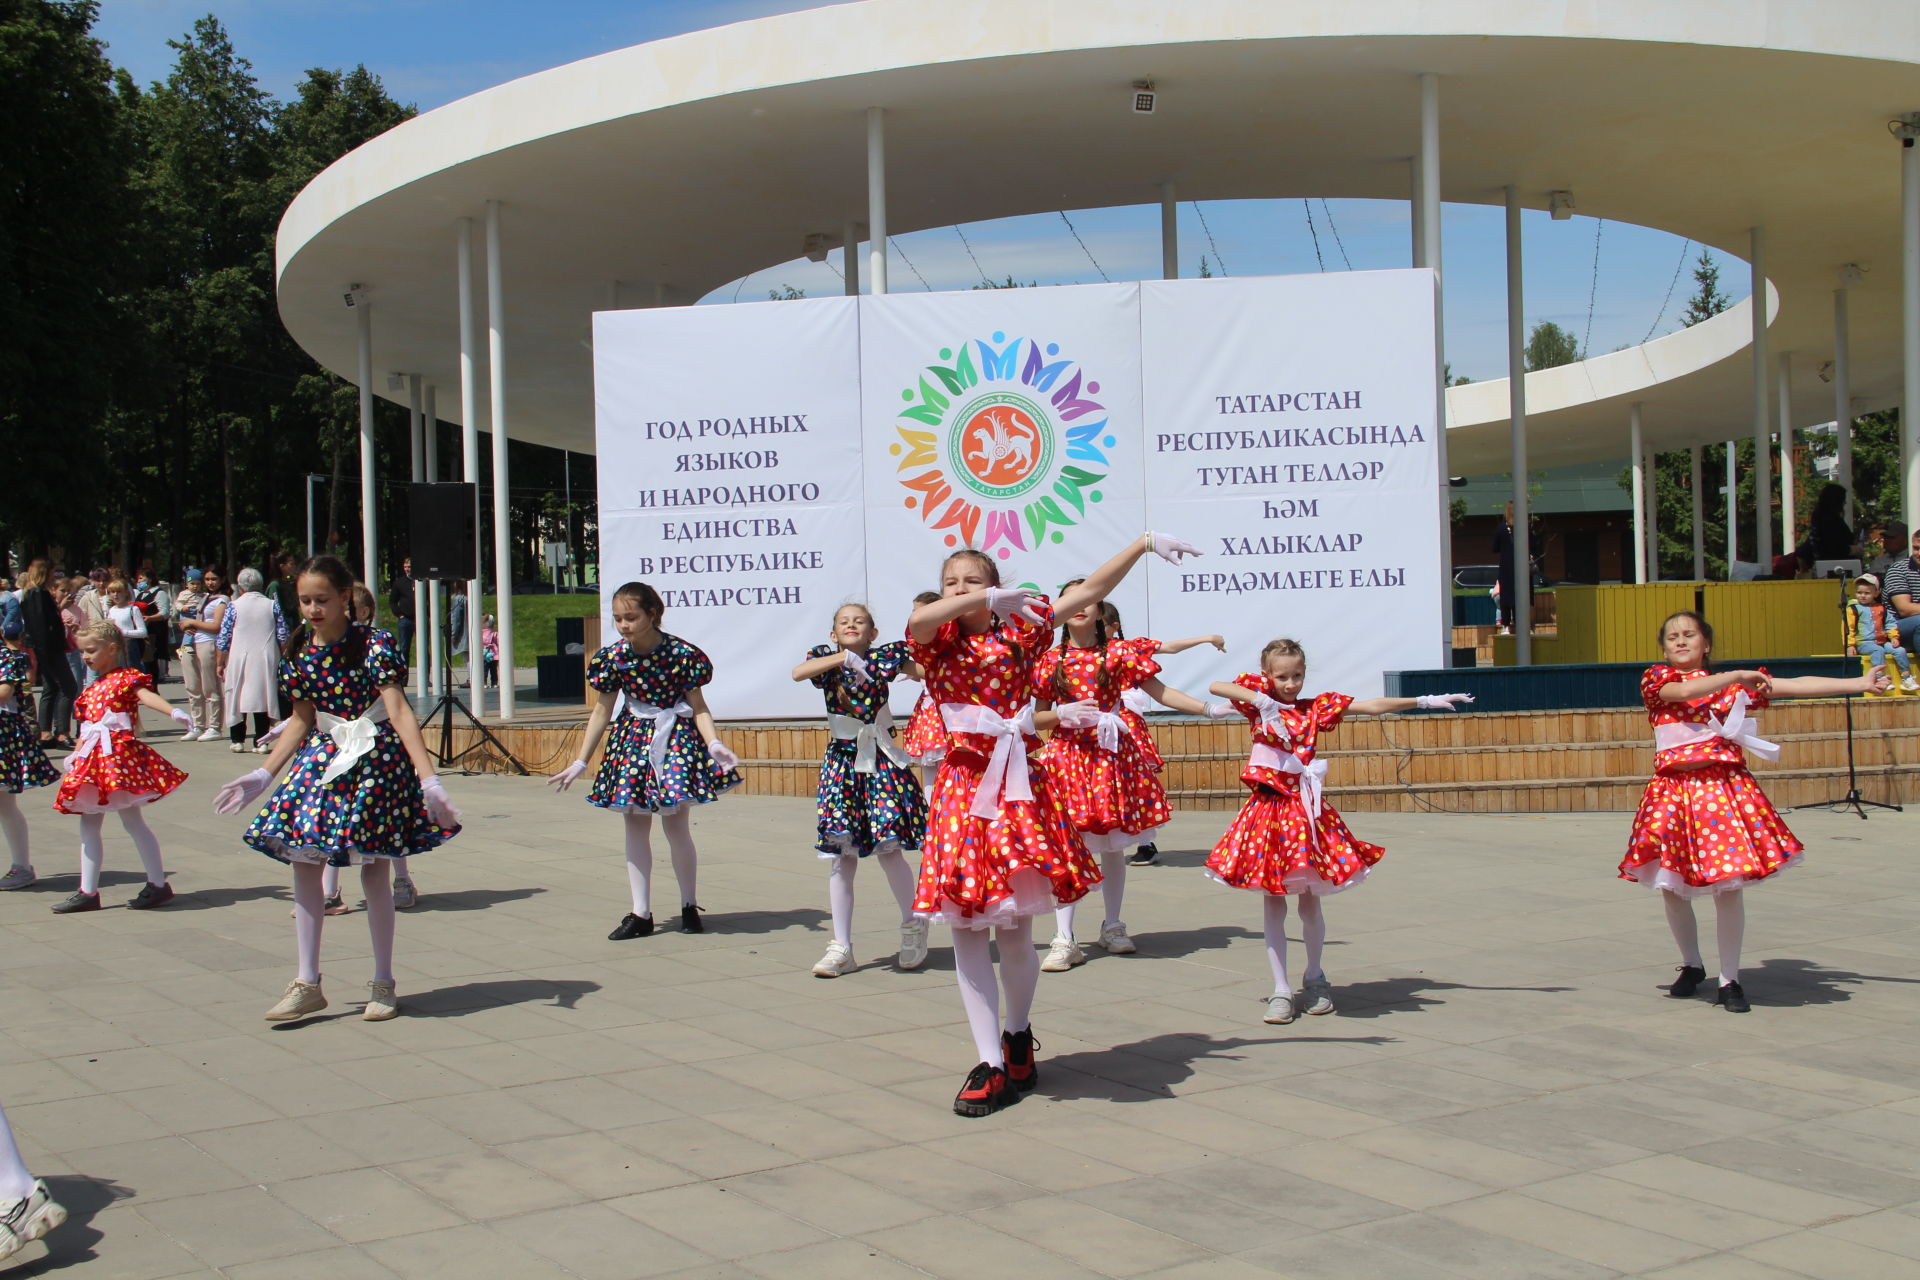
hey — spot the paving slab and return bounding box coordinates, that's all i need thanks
[0,752,1916,1277]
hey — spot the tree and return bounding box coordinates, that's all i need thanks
[768,284,805,300]
[1524,321,1581,371]
[1679,251,1730,327]
[973,276,1034,289]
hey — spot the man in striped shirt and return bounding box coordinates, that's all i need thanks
[1881,528,1920,653]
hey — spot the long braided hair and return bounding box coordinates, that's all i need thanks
[1052,577,1112,703]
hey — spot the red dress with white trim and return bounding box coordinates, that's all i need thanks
[1619,664,1802,897]
[901,689,946,764]
[1035,637,1172,853]
[907,599,1097,929]
[54,668,187,814]
[1205,675,1382,895]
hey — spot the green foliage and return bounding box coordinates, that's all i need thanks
[972,276,1034,289]
[1524,321,1581,371]
[768,284,805,300]
[1680,251,1730,327]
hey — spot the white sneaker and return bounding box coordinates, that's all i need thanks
[1099,920,1137,954]
[197,728,223,742]
[1263,992,1299,1024]
[228,741,248,753]
[391,875,418,910]
[1903,676,1920,692]
[1299,976,1336,1015]
[0,1179,66,1261]
[897,919,930,970]
[812,942,856,978]
[264,978,326,1021]
[1040,935,1086,972]
[362,979,400,1021]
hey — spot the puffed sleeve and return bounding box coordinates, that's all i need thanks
[1008,595,1057,659]
[586,644,624,694]
[278,655,308,704]
[679,640,715,690]
[908,620,959,674]
[1740,667,1773,712]
[1310,691,1355,732]
[1231,672,1268,725]
[866,640,909,682]
[364,627,406,686]
[1640,664,1680,713]
[805,642,839,690]
[1112,637,1163,687]
[114,669,154,710]
[1029,645,1061,703]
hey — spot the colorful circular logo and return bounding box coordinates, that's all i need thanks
[886,331,1114,560]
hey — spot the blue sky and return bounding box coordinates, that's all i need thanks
[91,0,1744,385]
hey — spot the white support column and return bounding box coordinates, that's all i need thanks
[1777,354,1795,557]
[842,220,859,297]
[1418,73,1451,649]
[1689,446,1705,579]
[457,217,484,716]
[1504,185,1530,662]
[866,107,888,296]
[1645,443,1660,581]
[1160,181,1178,280]
[1630,403,1647,584]
[1725,441,1738,573]
[355,290,376,590]
[408,374,427,700]
[1834,281,1854,524]
[486,199,514,720]
[424,383,442,697]
[1409,158,1424,268]
[1903,116,1920,536]
[1750,227,1773,567]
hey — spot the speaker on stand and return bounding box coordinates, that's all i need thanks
[407,483,525,774]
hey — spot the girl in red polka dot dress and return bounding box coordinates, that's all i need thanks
[900,590,947,790]
[1623,610,1884,1013]
[49,621,195,914]
[909,532,1200,1116]
[1033,593,1229,967]
[1208,639,1470,1025]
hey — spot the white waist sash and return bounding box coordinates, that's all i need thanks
[1651,692,1780,762]
[620,697,694,779]
[829,706,912,773]
[1249,741,1330,841]
[315,702,392,784]
[71,710,133,764]
[941,702,1038,819]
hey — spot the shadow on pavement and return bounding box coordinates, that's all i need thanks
[7,1173,132,1275]
[411,886,548,912]
[1325,974,1575,1019]
[403,977,601,1017]
[1734,956,1920,1008]
[686,908,830,936]
[1039,1031,1397,1102]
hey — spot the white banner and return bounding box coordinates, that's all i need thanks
[592,271,1441,717]
[593,297,865,718]
[1140,272,1443,698]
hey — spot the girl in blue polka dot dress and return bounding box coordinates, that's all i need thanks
[790,601,930,979]
[549,581,742,940]
[213,556,461,1024]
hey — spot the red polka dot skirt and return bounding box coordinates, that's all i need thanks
[1620,762,1803,897]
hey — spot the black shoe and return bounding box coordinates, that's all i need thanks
[1667,965,1707,998]
[51,891,100,914]
[608,913,654,940]
[1714,980,1750,1013]
[680,903,704,934]
[1127,843,1159,866]
[1002,1027,1039,1094]
[953,1062,1012,1117]
[127,881,174,910]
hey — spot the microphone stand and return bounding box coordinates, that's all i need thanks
[1793,572,1900,820]
[422,600,525,775]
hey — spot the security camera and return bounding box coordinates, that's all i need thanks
[1131,80,1156,114]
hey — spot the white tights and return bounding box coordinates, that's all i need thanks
[1662,888,1745,986]
[0,1102,34,1201]
[624,808,696,916]
[1262,893,1327,997]
[951,917,1039,1067]
[0,792,29,870]
[292,860,395,986]
[77,809,165,894]
[1054,849,1129,938]
[827,849,917,946]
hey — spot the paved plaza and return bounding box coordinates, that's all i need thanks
[4,752,1920,1279]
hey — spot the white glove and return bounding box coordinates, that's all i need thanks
[547,759,589,792]
[1203,700,1239,720]
[1053,699,1099,729]
[168,707,193,728]
[421,776,460,828]
[985,587,1047,626]
[708,740,740,771]
[1415,693,1474,711]
[214,767,273,815]
[1146,531,1201,565]
[258,718,289,746]
[1250,692,1292,741]
[841,648,873,681]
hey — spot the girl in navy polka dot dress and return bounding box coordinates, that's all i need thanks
[549,582,742,940]
[0,630,59,890]
[212,556,461,1023]
[791,602,929,979]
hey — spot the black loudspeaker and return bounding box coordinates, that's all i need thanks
[408,483,478,581]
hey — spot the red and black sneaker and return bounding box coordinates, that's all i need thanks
[1002,1027,1039,1093]
[952,1062,1012,1117]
